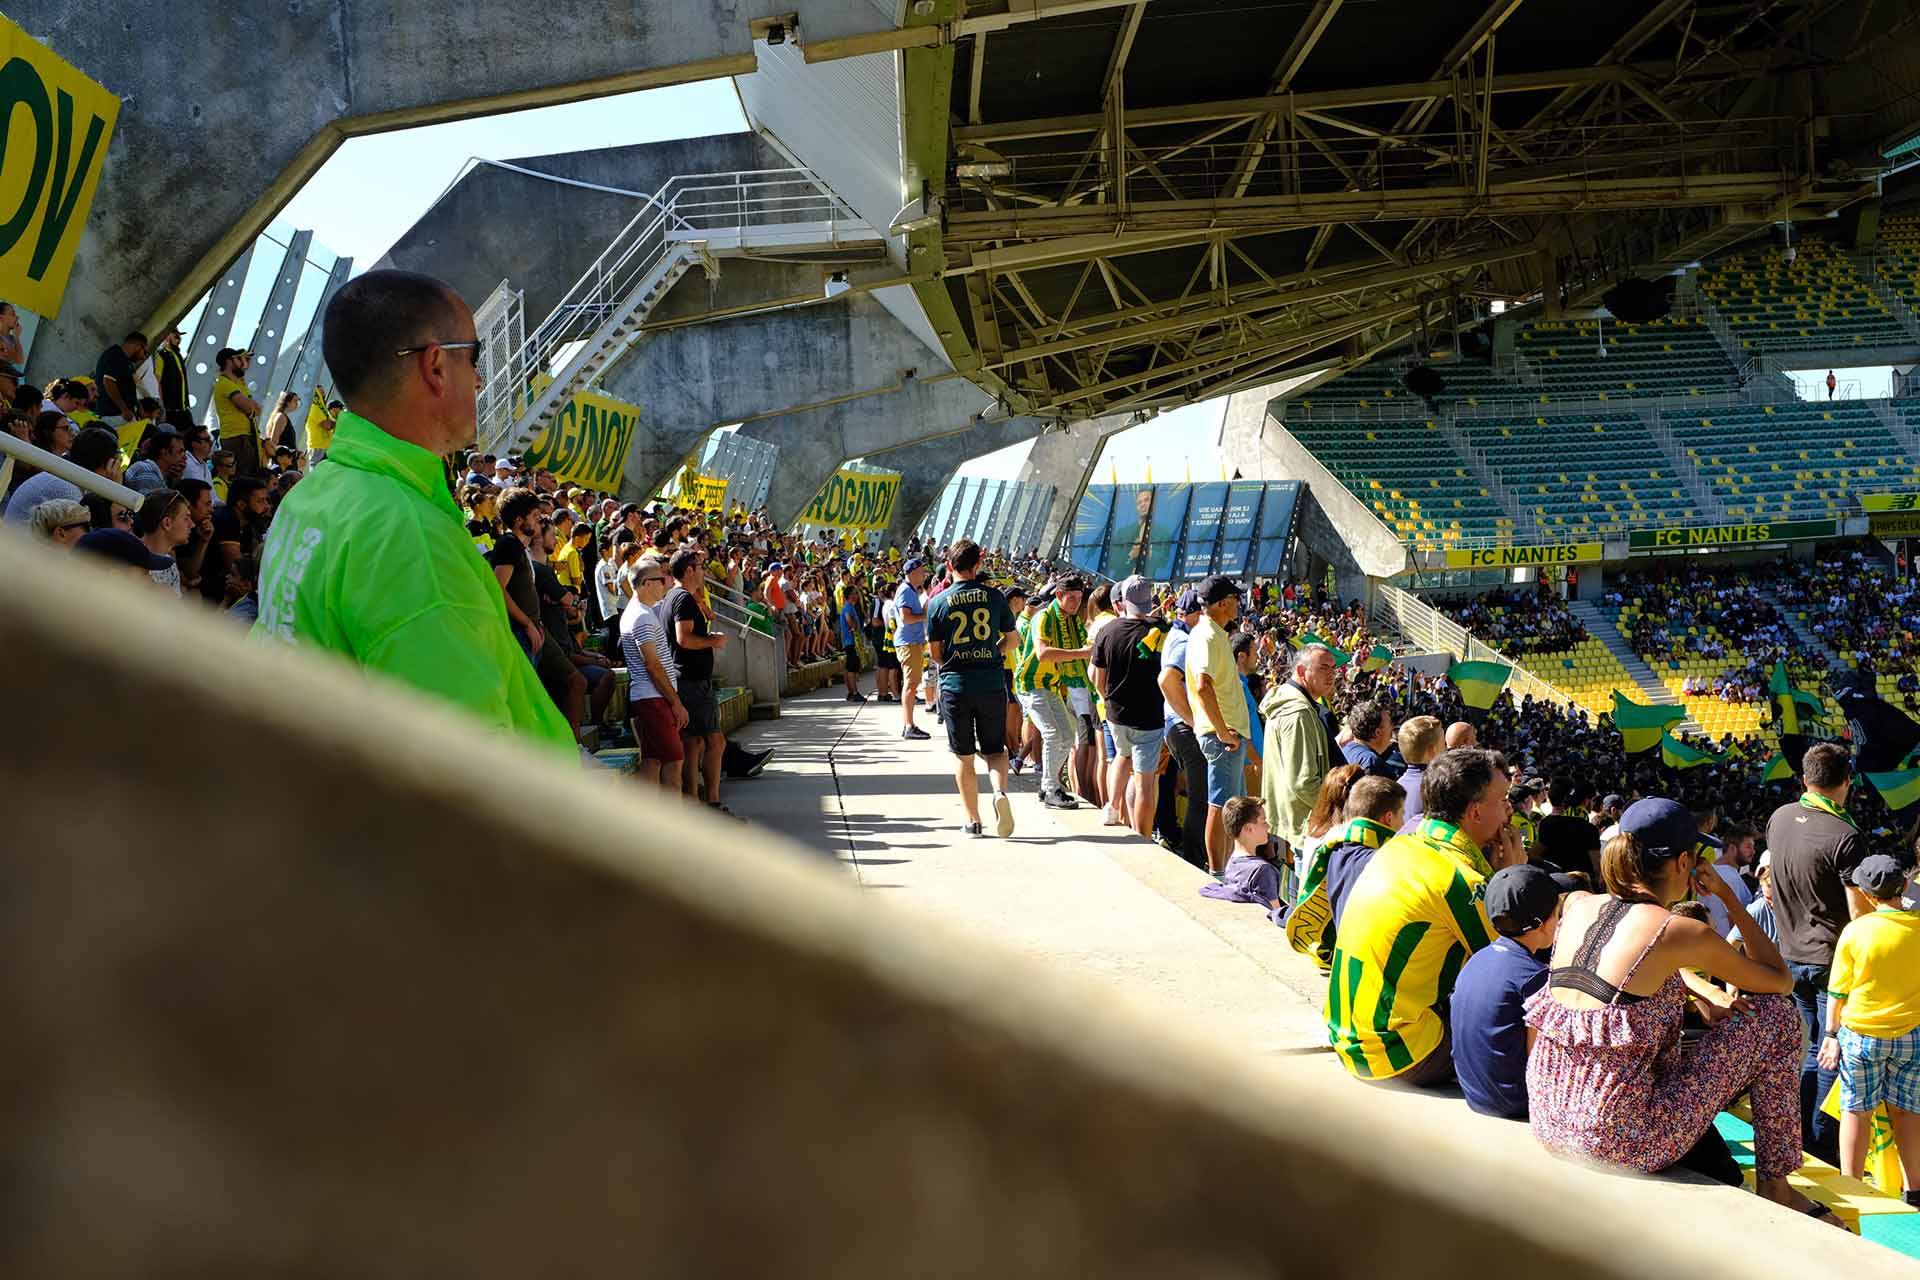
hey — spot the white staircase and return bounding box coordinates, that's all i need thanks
[1852,252,1920,346]
[1761,587,1843,670]
[1638,405,1722,522]
[1432,413,1538,541]
[477,168,868,460]
[1568,600,1699,730]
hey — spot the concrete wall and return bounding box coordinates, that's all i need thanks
[862,417,1049,547]
[1,530,1891,1280]
[23,0,893,379]
[1220,387,1411,579]
[377,135,783,323]
[1017,416,1132,554]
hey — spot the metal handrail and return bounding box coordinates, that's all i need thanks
[478,167,860,454]
[1373,583,1583,712]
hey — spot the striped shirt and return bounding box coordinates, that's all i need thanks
[1325,818,1495,1079]
[621,594,678,701]
[1014,600,1089,695]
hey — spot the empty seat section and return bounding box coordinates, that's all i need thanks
[1289,358,1519,417]
[1283,416,1513,548]
[1696,238,1913,353]
[1513,316,1737,402]
[1458,411,1694,537]
[1664,402,1920,522]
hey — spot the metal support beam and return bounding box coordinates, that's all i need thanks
[241,230,314,408]
[183,244,257,427]
[271,254,354,405]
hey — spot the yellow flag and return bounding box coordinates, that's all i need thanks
[1144,460,1153,484]
[303,385,329,439]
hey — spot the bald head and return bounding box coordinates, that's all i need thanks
[1446,721,1477,750]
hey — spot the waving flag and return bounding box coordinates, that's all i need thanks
[1771,662,1826,735]
[1661,730,1725,771]
[1362,643,1393,673]
[1865,765,1920,813]
[1613,692,1685,754]
[1761,751,1794,784]
[1448,658,1511,710]
[1299,632,1351,667]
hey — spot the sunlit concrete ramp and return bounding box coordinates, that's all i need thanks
[4,530,1905,1277]
[20,0,911,379]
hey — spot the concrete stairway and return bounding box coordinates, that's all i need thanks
[1433,413,1538,540]
[1762,587,1844,669]
[1568,600,1699,730]
[1638,406,1722,522]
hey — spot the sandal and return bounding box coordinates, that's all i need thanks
[1800,1201,1848,1231]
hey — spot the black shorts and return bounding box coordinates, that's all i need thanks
[680,678,720,736]
[843,643,865,674]
[940,686,1008,757]
[1002,668,1015,697]
[877,646,900,670]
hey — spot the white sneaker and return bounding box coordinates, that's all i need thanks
[993,791,1016,838]
[1103,805,1123,826]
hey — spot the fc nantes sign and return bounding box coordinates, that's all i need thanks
[801,468,902,530]
[520,388,641,490]
[1444,542,1601,569]
[0,17,121,317]
[1628,519,1835,550]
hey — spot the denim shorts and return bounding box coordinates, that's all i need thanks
[1197,732,1248,807]
[1838,1024,1920,1113]
[1109,722,1165,773]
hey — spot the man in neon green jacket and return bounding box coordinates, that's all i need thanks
[253,269,574,753]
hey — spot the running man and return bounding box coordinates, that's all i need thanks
[926,540,1018,838]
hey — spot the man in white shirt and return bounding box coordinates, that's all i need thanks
[621,554,688,792]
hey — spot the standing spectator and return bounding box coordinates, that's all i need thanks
[894,558,932,739]
[0,301,24,375]
[251,268,573,752]
[837,577,868,702]
[1702,823,1759,936]
[310,399,343,463]
[925,539,1018,839]
[1327,748,1525,1085]
[663,547,731,813]
[1826,369,1837,400]
[1339,699,1399,777]
[93,331,148,422]
[1451,864,1574,1120]
[1396,715,1442,826]
[1188,575,1250,874]
[1261,643,1337,860]
[149,327,193,432]
[3,423,119,524]
[211,347,262,477]
[1817,854,1920,1193]
[1155,589,1210,867]
[1091,574,1167,838]
[621,554,688,793]
[1767,741,1871,1164]
[1535,775,1602,881]
[1016,574,1093,810]
[264,391,300,452]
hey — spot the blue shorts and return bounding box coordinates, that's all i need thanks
[1838,1025,1920,1113]
[1109,722,1164,773]
[1197,732,1248,808]
[1101,719,1116,760]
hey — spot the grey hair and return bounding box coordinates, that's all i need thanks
[1293,642,1334,671]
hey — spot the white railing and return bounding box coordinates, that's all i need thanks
[478,168,860,454]
[1372,582,1582,712]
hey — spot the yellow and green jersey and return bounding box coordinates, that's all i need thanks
[1014,600,1089,695]
[1325,818,1494,1079]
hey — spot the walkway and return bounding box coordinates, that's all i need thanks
[719,689,1916,1266]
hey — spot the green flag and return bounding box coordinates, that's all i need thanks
[1299,632,1352,667]
[1661,730,1725,771]
[1448,658,1511,710]
[1612,692,1685,754]
[1361,643,1393,674]
[1762,751,1793,784]
[1865,766,1920,812]
[1770,662,1825,735]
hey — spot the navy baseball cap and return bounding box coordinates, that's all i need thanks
[1853,854,1909,899]
[903,557,926,573]
[1618,798,1702,858]
[1176,586,1203,615]
[1484,864,1580,936]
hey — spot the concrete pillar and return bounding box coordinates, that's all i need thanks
[24,0,892,379]
[854,417,1049,547]
[1016,415,1132,554]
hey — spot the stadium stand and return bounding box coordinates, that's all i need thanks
[1282,415,1515,547]
[1665,401,1920,522]
[1696,236,1913,353]
[1875,210,1920,297]
[1287,357,1518,417]
[1457,410,1699,536]
[1513,314,1738,402]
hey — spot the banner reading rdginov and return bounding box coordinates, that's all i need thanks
[520,388,643,491]
[800,468,902,530]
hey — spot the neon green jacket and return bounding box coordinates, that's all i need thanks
[253,410,574,753]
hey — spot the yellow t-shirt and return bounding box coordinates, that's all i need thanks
[551,540,584,593]
[1186,614,1251,738]
[213,373,256,442]
[308,413,337,451]
[1831,909,1920,1037]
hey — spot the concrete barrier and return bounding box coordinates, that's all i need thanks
[0,531,1899,1277]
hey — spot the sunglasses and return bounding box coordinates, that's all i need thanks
[395,340,483,364]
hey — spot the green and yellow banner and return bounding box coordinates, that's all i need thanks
[800,467,902,531]
[1612,692,1685,754]
[1661,730,1724,771]
[1865,765,1920,812]
[1361,643,1393,673]
[0,16,120,316]
[1762,751,1794,784]
[521,387,643,491]
[1629,519,1836,551]
[1299,631,1351,667]
[1443,542,1601,569]
[1770,662,1825,735]
[1861,492,1920,513]
[1448,658,1511,710]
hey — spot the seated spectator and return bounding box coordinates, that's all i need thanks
[1396,714,1442,825]
[1287,774,1405,973]
[1525,802,1838,1224]
[1326,748,1525,1085]
[1817,854,1920,1196]
[27,498,90,547]
[4,423,119,524]
[1729,855,1780,953]
[133,488,196,595]
[1452,864,1575,1120]
[1339,697,1399,777]
[1199,796,1286,925]
[124,427,187,494]
[225,556,260,621]
[74,527,174,582]
[1298,763,1365,865]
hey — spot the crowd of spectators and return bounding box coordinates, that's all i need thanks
[1440,584,1589,656]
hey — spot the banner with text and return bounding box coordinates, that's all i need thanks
[1628,519,1836,551]
[0,16,122,316]
[800,468,902,530]
[1871,511,1920,538]
[1861,492,1920,513]
[1443,542,1602,569]
[681,472,728,513]
[520,387,642,491]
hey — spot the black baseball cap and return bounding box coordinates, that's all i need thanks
[77,528,173,571]
[1852,854,1909,899]
[1484,864,1580,936]
[1198,575,1241,605]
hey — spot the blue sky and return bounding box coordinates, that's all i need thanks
[261,79,1221,481]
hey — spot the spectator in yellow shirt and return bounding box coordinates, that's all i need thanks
[211,348,263,476]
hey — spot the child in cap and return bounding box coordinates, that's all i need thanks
[1817,853,1920,1198]
[1450,864,1575,1120]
